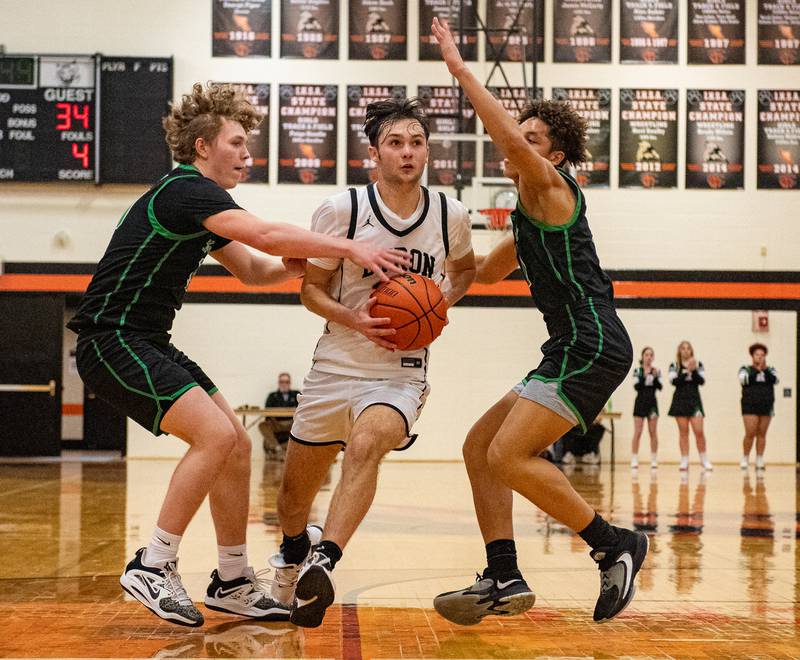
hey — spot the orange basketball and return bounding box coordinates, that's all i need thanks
[370,274,448,350]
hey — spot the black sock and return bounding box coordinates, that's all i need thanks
[281,529,310,565]
[484,539,519,577]
[316,540,343,570]
[578,513,619,550]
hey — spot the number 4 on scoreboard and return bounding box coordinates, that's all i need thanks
[72,143,90,168]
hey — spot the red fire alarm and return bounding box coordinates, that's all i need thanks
[752,310,769,333]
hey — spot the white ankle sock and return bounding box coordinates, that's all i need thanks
[699,452,709,465]
[650,453,658,465]
[679,455,689,469]
[218,544,248,581]
[145,527,181,567]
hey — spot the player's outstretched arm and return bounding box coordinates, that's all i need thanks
[441,250,476,307]
[300,263,398,351]
[204,209,410,282]
[474,234,518,284]
[211,241,305,286]
[430,17,562,193]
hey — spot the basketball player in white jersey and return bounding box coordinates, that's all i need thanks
[268,97,476,628]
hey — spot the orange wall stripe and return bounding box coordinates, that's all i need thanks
[2,273,800,300]
[61,403,84,416]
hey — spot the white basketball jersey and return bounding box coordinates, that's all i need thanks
[307,183,472,381]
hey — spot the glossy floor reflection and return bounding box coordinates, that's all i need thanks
[0,457,798,659]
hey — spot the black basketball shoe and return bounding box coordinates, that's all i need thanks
[289,551,335,628]
[119,548,204,627]
[590,528,649,622]
[433,570,536,625]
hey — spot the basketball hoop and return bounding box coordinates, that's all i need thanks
[478,207,512,231]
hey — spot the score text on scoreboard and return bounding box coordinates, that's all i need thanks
[0,56,96,182]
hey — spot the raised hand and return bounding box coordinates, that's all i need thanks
[348,297,397,350]
[348,242,411,282]
[431,17,466,75]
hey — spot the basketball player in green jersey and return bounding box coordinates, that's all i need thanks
[67,83,410,627]
[430,18,648,624]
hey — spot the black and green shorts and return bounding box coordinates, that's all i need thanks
[75,329,218,435]
[513,303,633,433]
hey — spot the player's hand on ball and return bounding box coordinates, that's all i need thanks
[349,298,398,351]
[431,17,466,76]
[349,241,411,282]
[282,256,306,279]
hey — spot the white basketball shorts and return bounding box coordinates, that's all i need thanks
[290,368,430,451]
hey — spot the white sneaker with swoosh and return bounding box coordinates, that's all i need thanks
[119,548,204,627]
[590,528,649,622]
[204,567,290,620]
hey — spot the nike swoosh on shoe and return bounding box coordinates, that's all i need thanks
[496,579,522,590]
[136,575,161,601]
[618,552,633,597]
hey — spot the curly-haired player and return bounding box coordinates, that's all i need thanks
[67,83,409,627]
[430,19,647,624]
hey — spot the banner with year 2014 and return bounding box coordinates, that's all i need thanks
[418,85,476,187]
[619,88,679,188]
[686,90,745,190]
[212,0,271,57]
[347,85,407,185]
[278,85,338,184]
[553,0,612,63]
[281,0,339,59]
[553,87,611,188]
[687,0,745,64]
[620,0,679,63]
[349,0,407,60]
[757,90,800,189]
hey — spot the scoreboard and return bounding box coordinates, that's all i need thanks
[0,54,172,184]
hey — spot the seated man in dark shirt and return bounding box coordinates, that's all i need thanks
[260,372,300,455]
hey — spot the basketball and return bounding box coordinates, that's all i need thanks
[370,274,448,350]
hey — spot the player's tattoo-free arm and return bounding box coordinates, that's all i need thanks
[441,250,476,307]
[203,209,410,281]
[474,234,519,284]
[211,241,305,286]
[430,18,562,193]
[300,263,398,351]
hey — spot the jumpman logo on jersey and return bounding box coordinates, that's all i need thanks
[361,215,374,228]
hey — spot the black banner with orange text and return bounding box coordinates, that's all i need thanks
[418,85,476,186]
[620,0,679,63]
[281,0,339,59]
[687,0,745,64]
[553,0,611,63]
[349,0,407,60]
[212,0,271,57]
[619,88,679,188]
[758,0,800,65]
[553,87,611,188]
[757,90,800,189]
[686,89,745,190]
[278,84,338,184]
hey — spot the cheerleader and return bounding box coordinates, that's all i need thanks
[739,343,778,470]
[631,347,661,469]
[668,341,712,471]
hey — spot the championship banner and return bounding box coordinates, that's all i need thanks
[347,85,407,184]
[486,0,545,63]
[758,0,800,65]
[688,0,745,64]
[620,0,679,63]
[553,88,611,188]
[278,85,338,185]
[418,0,477,61]
[215,83,270,183]
[619,88,679,188]
[281,0,339,59]
[483,86,542,179]
[349,0,407,60]
[418,85,476,186]
[212,0,271,57]
[685,90,745,190]
[553,0,612,63]
[757,90,800,189]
